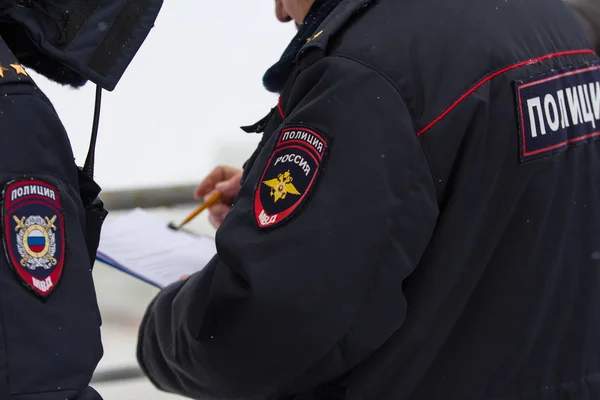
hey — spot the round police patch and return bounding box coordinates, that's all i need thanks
[3,179,65,298]
[254,127,329,228]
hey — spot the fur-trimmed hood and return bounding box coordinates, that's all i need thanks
[0,0,163,90]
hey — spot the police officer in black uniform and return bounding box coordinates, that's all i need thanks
[0,0,162,398]
[137,0,600,399]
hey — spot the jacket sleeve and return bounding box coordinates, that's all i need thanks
[137,55,439,400]
[0,73,104,397]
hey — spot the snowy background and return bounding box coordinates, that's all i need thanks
[28,1,296,398]
[32,0,294,192]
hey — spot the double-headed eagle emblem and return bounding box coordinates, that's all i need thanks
[263,170,301,202]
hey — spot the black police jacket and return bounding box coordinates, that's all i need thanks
[137,0,600,399]
[0,37,104,399]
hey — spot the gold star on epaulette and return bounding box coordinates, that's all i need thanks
[306,29,324,43]
[10,64,28,76]
[0,64,8,78]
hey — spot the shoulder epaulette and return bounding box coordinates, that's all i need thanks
[297,0,374,60]
[0,36,32,84]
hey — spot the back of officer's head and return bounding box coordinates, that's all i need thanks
[0,0,163,91]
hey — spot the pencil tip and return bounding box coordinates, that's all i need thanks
[167,222,179,231]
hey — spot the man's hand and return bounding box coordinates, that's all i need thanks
[195,165,243,229]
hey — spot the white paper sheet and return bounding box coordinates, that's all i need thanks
[96,208,216,288]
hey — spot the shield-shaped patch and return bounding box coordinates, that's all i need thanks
[254,126,329,229]
[3,179,65,298]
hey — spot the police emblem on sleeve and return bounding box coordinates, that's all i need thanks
[2,179,65,298]
[254,127,329,228]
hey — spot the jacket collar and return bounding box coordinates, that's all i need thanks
[262,0,374,93]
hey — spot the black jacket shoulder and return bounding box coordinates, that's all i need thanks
[301,0,594,130]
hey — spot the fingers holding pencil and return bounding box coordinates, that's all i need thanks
[194,166,242,200]
[194,166,243,229]
[207,202,231,228]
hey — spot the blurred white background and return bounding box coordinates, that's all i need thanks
[27,1,297,398]
[31,0,295,191]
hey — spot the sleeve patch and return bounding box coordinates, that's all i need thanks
[2,179,65,298]
[515,61,600,163]
[254,127,329,229]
